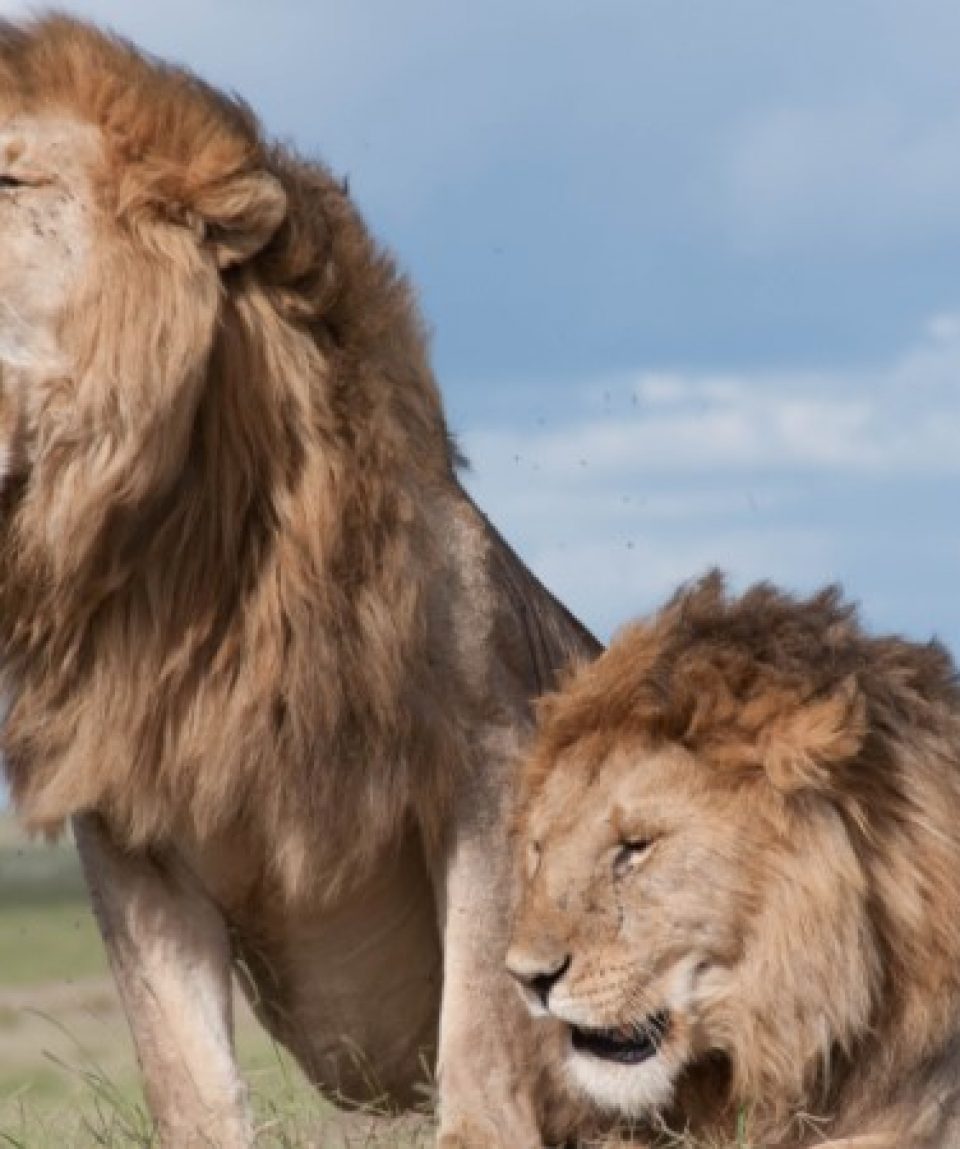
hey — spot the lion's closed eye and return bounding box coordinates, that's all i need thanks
[612,837,655,878]
[0,171,50,191]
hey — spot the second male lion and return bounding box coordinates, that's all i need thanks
[510,573,960,1148]
[0,16,600,1148]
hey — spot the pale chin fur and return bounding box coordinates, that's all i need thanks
[559,954,704,1120]
[565,1045,678,1117]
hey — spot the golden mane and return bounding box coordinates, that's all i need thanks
[528,570,956,792]
[516,574,960,1144]
[0,15,463,899]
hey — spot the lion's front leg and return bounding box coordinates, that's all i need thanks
[428,738,544,1149]
[73,813,252,1149]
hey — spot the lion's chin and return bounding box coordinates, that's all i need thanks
[564,1011,679,1117]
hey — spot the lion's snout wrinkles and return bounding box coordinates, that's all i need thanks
[512,572,960,1147]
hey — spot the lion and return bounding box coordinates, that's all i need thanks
[508,572,960,1149]
[0,16,601,1148]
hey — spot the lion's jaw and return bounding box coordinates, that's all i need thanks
[0,112,98,490]
[550,952,702,1118]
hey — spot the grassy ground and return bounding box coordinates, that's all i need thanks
[0,814,434,1147]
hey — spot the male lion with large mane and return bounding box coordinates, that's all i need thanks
[0,15,600,1148]
[509,573,960,1148]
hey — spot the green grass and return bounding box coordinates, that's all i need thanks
[0,818,146,1146]
[0,901,106,988]
[0,814,436,1147]
[0,821,102,986]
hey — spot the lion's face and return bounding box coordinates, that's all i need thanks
[508,733,875,1121]
[0,39,288,554]
[0,102,223,513]
[0,112,99,485]
[508,740,756,1115]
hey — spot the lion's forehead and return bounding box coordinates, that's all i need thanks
[1,110,98,156]
[523,741,704,852]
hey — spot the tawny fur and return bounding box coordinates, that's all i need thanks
[511,573,960,1148]
[0,16,601,1147]
[0,15,473,897]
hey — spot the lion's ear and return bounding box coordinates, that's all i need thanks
[196,170,287,269]
[759,676,867,793]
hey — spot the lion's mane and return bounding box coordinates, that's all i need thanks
[0,17,466,899]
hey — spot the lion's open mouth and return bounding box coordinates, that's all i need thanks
[569,1010,670,1065]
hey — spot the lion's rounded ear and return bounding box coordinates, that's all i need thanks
[760,676,867,794]
[196,170,287,269]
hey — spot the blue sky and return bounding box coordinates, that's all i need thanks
[5,1,960,651]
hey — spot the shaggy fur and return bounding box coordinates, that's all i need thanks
[0,15,600,1147]
[510,572,960,1148]
[1,15,477,894]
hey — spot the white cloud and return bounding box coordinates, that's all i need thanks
[462,312,960,643]
[468,313,960,485]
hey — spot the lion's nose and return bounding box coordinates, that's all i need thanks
[505,949,572,1008]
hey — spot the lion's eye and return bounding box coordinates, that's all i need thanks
[0,175,25,191]
[613,838,654,877]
